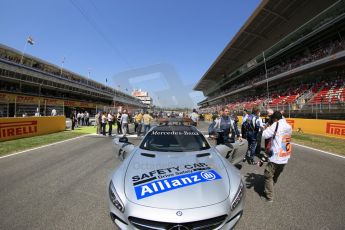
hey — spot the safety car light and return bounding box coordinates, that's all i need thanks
[231,181,244,211]
[109,181,125,213]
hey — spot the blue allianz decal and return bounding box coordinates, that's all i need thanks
[134,170,222,200]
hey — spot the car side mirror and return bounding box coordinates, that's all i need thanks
[119,136,129,143]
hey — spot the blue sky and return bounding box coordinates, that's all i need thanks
[0,0,260,107]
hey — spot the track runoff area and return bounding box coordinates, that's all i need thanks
[0,122,344,230]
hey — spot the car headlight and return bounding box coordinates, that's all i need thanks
[231,181,244,211]
[109,181,125,213]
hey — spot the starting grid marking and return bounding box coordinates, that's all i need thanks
[0,134,91,160]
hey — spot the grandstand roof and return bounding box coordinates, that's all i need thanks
[0,43,142,103]
[194,0,338,92]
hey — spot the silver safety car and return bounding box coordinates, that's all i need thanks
[108,123,247,230]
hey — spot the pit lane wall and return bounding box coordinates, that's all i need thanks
[204,115,345,139]
[0,116,65,142]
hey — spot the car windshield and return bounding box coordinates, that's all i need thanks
[139,126,210,152]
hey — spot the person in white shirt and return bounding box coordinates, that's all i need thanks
[51,108,57,116]
[34,108,40,117]
[107,112,113,136]
[120,110,129,136]
[76,112,80,126]
[189,109,199,126]
[262,111,292,202]
[255,111,266,156]
[101,112,107,136]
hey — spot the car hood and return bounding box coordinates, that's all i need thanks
[124,148,230,209]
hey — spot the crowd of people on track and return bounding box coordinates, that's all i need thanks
[207,106,292,202]
[75,109,199,137]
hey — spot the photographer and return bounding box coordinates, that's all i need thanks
[261,111,292,202]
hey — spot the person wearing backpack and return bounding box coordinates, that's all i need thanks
[241,109,249,139]
[262,111,292,202]
[243,107,261,165]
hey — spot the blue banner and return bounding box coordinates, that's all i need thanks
[134,169,222,200]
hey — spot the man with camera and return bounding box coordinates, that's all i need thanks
[261,111,292,202]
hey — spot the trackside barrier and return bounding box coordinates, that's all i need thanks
[0,116,65,142]
[206,115,345,140]
[284,118,345,140]
[239,116,345,139]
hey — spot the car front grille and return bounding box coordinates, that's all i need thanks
[128,215,227,230]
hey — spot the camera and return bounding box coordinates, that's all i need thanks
[257,160,264,167]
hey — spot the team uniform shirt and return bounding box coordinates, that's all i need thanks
[262,119,292,164]
[142,114,153,125]
[213,116,240,138]
[135,114,143,123]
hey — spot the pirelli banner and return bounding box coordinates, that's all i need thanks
[238,116,345,140]
[0,116,65,142]
[285,118,345,140]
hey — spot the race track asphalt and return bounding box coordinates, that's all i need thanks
[0,122,344,230]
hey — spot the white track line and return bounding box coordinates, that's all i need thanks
[0,134,91,160]
[2,134,343,160]
[292,143,345,159]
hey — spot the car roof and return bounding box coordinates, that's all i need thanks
[156,117,194,126]
[151,125,198,132]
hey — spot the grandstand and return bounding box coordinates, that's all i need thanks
[194,0,345,119]
[0,44,144,117]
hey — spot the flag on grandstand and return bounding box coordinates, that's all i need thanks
[118,84,120,88]
[62,57,65,64]
[27,36,34,45]
[106,78,108,83]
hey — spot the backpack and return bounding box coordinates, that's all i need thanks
[242,114,258,133]
[265,122,279,157]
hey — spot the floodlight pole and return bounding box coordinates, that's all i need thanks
[20,41,28,65]
[60,57,65,76]
[263,51,270,106]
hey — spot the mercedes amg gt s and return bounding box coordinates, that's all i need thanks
[108,125,246,230]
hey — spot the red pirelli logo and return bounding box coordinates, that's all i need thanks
[0,121,38,138]
[326,122,345,136]
[286,119,295,129]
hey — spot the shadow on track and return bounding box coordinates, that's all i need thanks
[244,173,265,197]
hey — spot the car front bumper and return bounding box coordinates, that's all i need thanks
[109,193,245,230]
